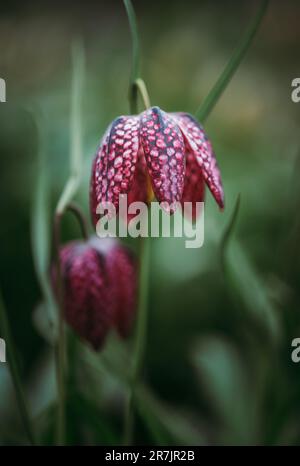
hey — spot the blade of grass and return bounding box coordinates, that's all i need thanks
[220,193,241,272]
[123,0,151,113]
[0,290,36,445]
[136,386,206,446]
[54,39,85,445]
[124,236,151,445]
[193,337,257,445]
[56,40,85,215]
[195,0,269,122]
[220,195,280,342]
[123,0,140,85]
[31,116,57,331]
[82,344,205,446]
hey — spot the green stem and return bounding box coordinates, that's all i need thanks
[129,83,138,115]
[31,115,57,328]
[123,0,140,85]
[53,213,66,446]
[124,237,151,445]
[66,202,89,240]
[123,0,151,446]
[129,78,151,114]
[54,39,85,446]
[54,205,88,446]
[132,238,151,386]
[195,0,269,122]
[0,291,36,445]
[134,78,151,110]
[56,40,85,216]
[220,194,241,273]
[123,0,151,114]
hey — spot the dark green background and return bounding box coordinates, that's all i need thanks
[0,0,300,445]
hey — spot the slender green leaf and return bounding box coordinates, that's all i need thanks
[195,0,269,122]
[81,341,206,446]
[136,386,206,446]
[123,0,140,83]
[220,193,241,271]
[193,336,257,445]
[54,38,85,446]
[31,116,57,329]
[0,290,36,445]
[220,196,281,342]
[56,39,85,215]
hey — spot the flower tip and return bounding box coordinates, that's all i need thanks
[219,197,225,211]
[150,105,161,113]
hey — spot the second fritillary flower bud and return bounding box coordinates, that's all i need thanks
[52,237,137,350]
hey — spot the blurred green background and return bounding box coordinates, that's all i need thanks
[1,0,300,446]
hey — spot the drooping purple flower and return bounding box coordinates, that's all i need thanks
[51,237,137,350]
[90,106,224,224]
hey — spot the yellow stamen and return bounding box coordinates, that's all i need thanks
[146,174,155,202]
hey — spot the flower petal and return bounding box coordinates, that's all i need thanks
[89,237,137,338]
[174,112,224,208]
[124,149,149,222]
[140,106,185,210]
[54,241,114,350]
[181,150,205,221]
[107,244,137,338]
[90,115,140,226]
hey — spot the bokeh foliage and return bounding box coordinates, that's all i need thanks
[0,0,300,445]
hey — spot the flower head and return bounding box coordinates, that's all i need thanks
[51,237,137,350]
[90,106,224,224]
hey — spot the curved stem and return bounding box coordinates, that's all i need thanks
[124,236,151,445]
[123,0,140,85]
[195,0,269,122]
[123,0,151,114]
[129,78,151,114]
[31,115,57,328]
[123,0,151,446]
[132,238,151,383]
[53,39,85,445]
[134,78,151,110]
[124,0,140,115]
[0,291,36,445]
[56,40,84,216]
[66,202,89,240]
[220,194,241,273]
[53,213,66,446]
[53,202,89,446]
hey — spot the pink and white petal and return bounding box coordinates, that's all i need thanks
[120,149,149,223]
[128,150,148,204]
[181,150,205,221]
[140,106,185,211]
[107,244,137,338]
[174,112,224,209]
[90,116,140,226]
[53,241,114,350]
[90,128,110,227]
